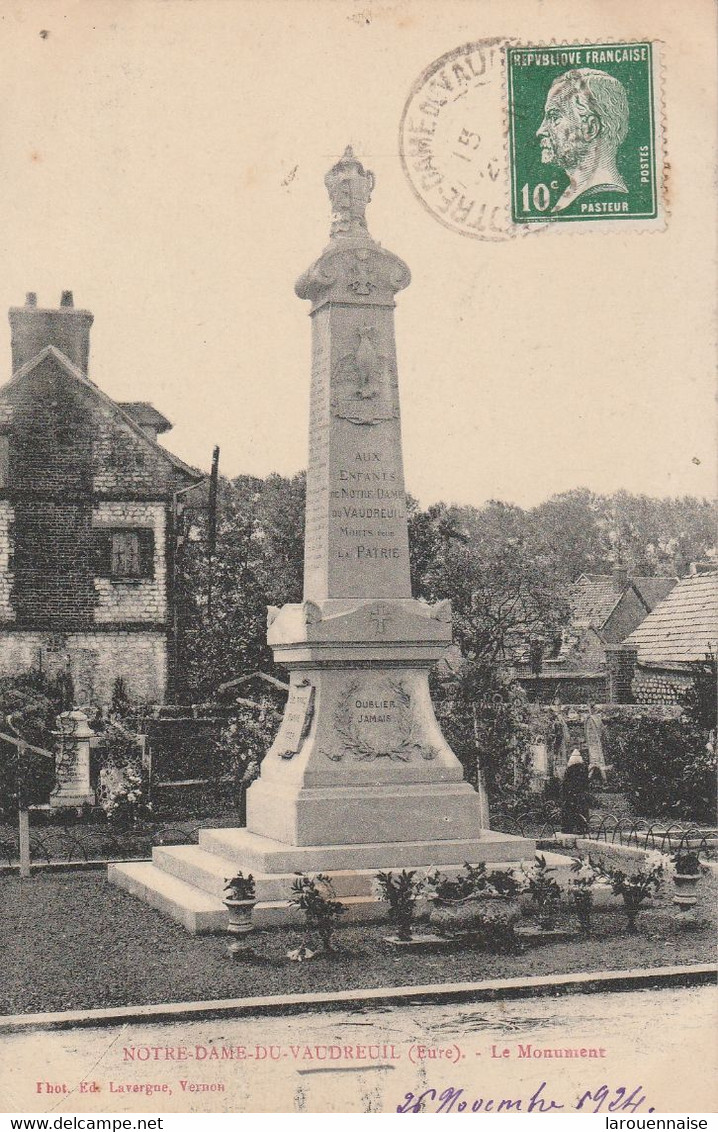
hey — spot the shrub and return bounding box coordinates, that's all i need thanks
[0,672,66,813]
[607,714,716,822]
[223,872,256,901]
[374,870,423,941]
[593,852,663,933]
[290,874,346,953]
[431,662,533,806]
[523,853,562,930]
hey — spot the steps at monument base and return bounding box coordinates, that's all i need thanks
[197,826,537,873]
[151,843,565,904]
[108,859,389,932]
[108,843,584,935]
[108,861,227,934]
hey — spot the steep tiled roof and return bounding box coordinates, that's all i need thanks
[570,573,677,630]
[570,575,624,629]
[623,572,718,666]
[631,575,677,611]
[0,346,202,482]
[117,402,172,434]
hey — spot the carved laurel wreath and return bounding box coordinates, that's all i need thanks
[323,678,438,763]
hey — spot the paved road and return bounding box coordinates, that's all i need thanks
[1,986,716,1114]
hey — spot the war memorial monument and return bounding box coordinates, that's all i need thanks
[111,149,535,929]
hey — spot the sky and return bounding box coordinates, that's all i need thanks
[0,0,715,510]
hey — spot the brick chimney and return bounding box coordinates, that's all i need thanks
[612,563,629,591]
[8,291,94,375]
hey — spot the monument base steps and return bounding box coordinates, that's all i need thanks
[105,830,576,935]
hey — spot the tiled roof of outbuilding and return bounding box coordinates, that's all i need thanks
[570,573,677,630]
[623,572,718,666]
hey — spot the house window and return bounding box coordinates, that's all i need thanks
[93,528,155,580]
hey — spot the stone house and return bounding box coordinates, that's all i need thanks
[516,565,677,702]
[607,569,718,703]
[0,292,203,707]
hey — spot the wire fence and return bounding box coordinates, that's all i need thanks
[1,808,715,871]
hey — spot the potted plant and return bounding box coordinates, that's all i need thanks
[523,854,562,931]
[594,853,663,933]
[290,873,345,955]
[568,858,597,934]
[223,871,257,942]
[374,869,423,942]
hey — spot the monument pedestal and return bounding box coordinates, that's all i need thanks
[109,147,536,933]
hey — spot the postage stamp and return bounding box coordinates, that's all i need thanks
[399,40,663,238]
[507,43,660,224]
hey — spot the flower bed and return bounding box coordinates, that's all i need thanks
[1,868,715,1016]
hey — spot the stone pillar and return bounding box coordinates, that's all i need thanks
[50,709,95,810]
[244,148,532,861]
[606,645,638,704]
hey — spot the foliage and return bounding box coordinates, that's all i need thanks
[0,670,70,813]
[592,851,664,932]
[461,899,523,954]
[411,499,570,663]
[568,858,596,933]
[223,872,256,902]
[672,850,701,876]
[605,714,716,822]
[176,472,305,701]
[528,489,715,583]
[681,651,717,733]
[374,870,422,941]
[211,695,282,785]
[522,853,562,930]
[95,717,150,828]
[424,862,520,903]
[289,873,346,953]
[431,661,533,803]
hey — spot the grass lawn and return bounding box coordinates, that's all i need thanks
[1,869,715,1016]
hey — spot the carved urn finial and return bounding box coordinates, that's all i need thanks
[324,146,375,239]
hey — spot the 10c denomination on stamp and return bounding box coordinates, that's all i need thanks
[400,40,664,238]
[507,43,661,224]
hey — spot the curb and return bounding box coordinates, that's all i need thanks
[1,963,714,1034]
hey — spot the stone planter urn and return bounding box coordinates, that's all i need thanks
[672,871,701,922]
[672,852,702,925]
[223,872,256,956]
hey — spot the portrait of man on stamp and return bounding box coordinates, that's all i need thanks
[536,68,630,213]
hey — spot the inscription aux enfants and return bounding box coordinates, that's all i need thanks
[331,451,405,561]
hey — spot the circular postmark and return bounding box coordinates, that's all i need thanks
[399,39,534,242]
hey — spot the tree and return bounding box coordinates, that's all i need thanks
[412,499,570,664]
[176,472,305,701]
[431,661,533,804]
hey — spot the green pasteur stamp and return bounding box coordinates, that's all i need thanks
[507,43,661,224]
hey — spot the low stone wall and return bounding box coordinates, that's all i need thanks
[632,666,693,705]
[0,629,167,706]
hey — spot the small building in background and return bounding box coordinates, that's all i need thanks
[516,565,677,703]
[0,292,203,708]
[607,568,718,704]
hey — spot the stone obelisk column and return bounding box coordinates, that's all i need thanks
[246,147,488,849]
